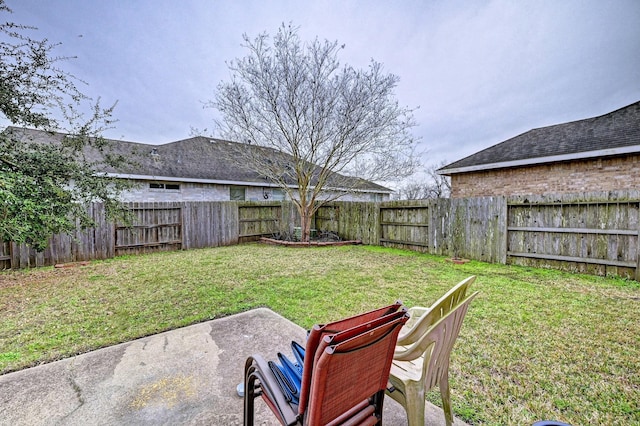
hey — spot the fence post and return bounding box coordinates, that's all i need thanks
[499,196,508,264]
[636,223,640,282]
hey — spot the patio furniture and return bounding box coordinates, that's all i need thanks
[388,291,479,426]
[243,302,408,425]
[397,276,476,346]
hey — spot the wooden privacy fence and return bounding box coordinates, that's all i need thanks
[0,203,114,269]
[0,201,293,268]
[0,203,219,268]
[183,201,239,249]
[2,192,640,279]
[379,204,430,248]
[315,202,380,244]
[319,198,506,263]
[318,194,638,279]
[0,241,12,270]
[506,193,640,280]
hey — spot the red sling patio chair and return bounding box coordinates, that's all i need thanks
[244,302,409,426]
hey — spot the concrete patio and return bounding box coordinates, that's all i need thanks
[0,308,467,425]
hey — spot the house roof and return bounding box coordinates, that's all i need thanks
[5,127,392,193]
[438,100,640,175]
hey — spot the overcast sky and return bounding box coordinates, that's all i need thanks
[5,0,640,177]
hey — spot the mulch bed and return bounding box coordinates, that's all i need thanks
[260,237,362,247]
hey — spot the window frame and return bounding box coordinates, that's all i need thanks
[149,182,181,191]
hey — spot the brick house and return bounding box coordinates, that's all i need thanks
[437,101,640,197]
[7,127,392,202]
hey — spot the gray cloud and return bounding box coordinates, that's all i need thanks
[5,0,640,172]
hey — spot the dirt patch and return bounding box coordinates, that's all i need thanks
[446,257,470,265]
[54,261,91,269]
[0,267,82,290]
[260,237,362,247]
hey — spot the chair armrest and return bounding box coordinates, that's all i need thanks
[397,307,439,346]
[405,307,429,323]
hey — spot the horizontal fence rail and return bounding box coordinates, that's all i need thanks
[2,191,639,279]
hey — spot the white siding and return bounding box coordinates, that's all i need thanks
[119,181,229,202]
[118,179,390,202]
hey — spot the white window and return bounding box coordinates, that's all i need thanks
[149,182,181,191]
[230,186,246,201]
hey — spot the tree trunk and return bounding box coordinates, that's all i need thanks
[300,207,312,243]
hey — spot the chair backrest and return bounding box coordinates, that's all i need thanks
[305,314,408,425]
[397,276,475,346]
[313,309,408,377]
[298,301,403,414]
[395,291,478,391]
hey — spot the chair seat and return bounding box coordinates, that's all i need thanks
[390,355,424,382]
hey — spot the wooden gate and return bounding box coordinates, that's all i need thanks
[379,204,431,251]
[238,204,282,242]
[115,203,183,255]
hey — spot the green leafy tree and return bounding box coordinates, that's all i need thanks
[212,24,419,242]
[0,1,129,251]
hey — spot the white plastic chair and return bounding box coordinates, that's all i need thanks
[388,288,479,426]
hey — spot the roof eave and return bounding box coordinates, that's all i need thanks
[437,144,640,175]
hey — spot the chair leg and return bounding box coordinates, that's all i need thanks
[371,390,385,424]
[244,376,255,426]
[244,358,258,426]
[439,371,454,426]
[401,381,426,426]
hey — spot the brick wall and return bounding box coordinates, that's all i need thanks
[451,155,640,197]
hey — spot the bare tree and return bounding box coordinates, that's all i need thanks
[396,161,451,200]
[211,24,419,241]
[425,160,451,198]
[395,181,431,200]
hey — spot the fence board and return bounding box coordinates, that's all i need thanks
[183,201,239,249]
[0,241,10,269]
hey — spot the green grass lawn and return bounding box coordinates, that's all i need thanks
[1,244,638,425]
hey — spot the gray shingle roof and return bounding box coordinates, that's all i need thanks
[439,100,640,174]
[5,127,391,193]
